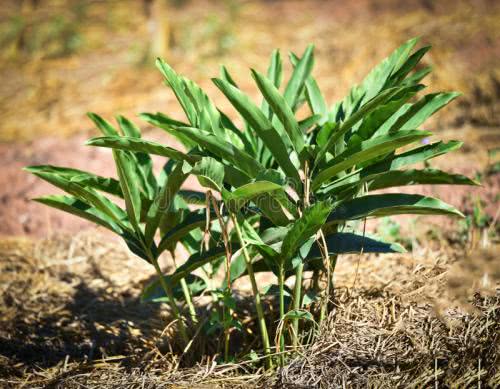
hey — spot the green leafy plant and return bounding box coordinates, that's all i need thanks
[27,38,477,368]
[25,115,213,347]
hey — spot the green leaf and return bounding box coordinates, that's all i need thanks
[254,169,299,220]
[158,194,190,234]
[112,150,142,234]
[178,190,206,205]
[35,194,145,260]
[190,157,225,192]
[173,126,262,177]
[284,44,315,111]
[388,45,431,86]
[219,110,256,154]
[315,87,402,166]
[158,208,214,254]
[355,37,419,106]
[354,84,423,142]
[87,113,119,136]
[86,136,197,164]
[402,66,432,86]
[281,200,333,261]
[261,49,283,119]
[172,245,240,284]
[301,290,320,306]
[116,116,157,200]
[376,92,461,137]
[220,65,239,87]
[229,250,249,282]
[212,78,301,188]
[33,195,123,234]
[139,112,196,149]
[27,170,128,228]
[308,232,406,258]
[397,92,461,132]
[289,51,327,121]
[326,194,464,225]
[223,164,253,187]
[322,167,477,198]
[312,130,431,190]
[222,181,284,213]
[122,233,151,262]
[141,274,207,303]
[238,221,282,275]
[145,161,188,245]
[139,112,189,129]
[316,122,338,148]
[362,140,463,176]
[251,195,291,226]
[305,77,327,121]
[251,69,304,153]
[240,219,265,245]
[116,115,141,137]
[24,165,122,197]
[156,58,197,124]
[233,232,406,282]
[368,168,478,191]
[299,114,322,133]
[282,309,314,322]
[267,49,283,89]
[181,76,228,140]
[262,284,292,297]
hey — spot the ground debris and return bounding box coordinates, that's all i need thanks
[0,233,498,388]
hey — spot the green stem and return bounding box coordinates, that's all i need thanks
[173,250,198,324]
[231,213,273,369]
[224,314,230,362]
[223,291,231,363]
[330,255,338,283]
[319,226,336,325]
[179,277,197,323]
[278,265,286,365]
[319,254,337,324]
[291,261,304,348]
[149,255,190,345]
[319,236,332,325]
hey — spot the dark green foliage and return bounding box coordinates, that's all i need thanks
[27,38,475,366]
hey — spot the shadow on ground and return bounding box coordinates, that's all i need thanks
[0,279,163,374]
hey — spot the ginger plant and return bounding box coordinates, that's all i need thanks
[28,38,477,367]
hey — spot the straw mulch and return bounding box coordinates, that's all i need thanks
[0,232,498,388]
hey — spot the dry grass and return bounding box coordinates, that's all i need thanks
[277,275,499,388]
[0,230,498,388]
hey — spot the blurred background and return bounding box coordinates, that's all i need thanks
[0,0,498,238]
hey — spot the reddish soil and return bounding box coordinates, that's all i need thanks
[0,130,206,237]
[1,133,115,237]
